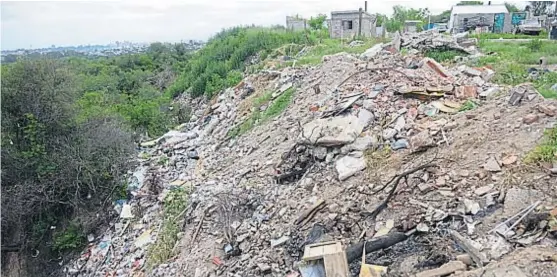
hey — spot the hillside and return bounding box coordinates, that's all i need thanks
[61,30,557,277]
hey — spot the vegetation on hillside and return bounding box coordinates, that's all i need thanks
[167,27,311,98]
[0,42,191,275]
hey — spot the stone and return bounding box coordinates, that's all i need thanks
[391,139,409,150]
[464,199,481,215]
[416,223,430,233]
[345,136,376,152]
[382,128,398,140]
[358,108,375,127]
[360,43,384,60]
[393,115,406,132]
[312,147,327,160]
[299,115,364,146]
[462,66,482,77]
[523,114,539,124]
[481,68,496,81]
[456,254,472,266]
[475,184,494,196]
[336,155,366,181]
[325,153,335,163]
[503,188,544,217]
[270,236,290,248]
[479,87,499,100]
[418,183,433,193]
[415,261,467,277]
[456,85,478,99]
[484,157,501,172]
[257,263,272,274]
[538,104,557,116]
[301,177,314,191]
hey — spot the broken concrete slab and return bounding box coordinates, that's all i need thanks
[299,115,364,146]
[503,188,544,217]
[475,184,494,196]
[336,155,366,181]
[360,43,385,60]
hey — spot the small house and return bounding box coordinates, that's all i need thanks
[286,16,307,31]
[448,4,511,33]
[328,10,377,39]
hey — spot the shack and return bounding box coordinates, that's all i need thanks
[448,4,511,33]
[329,10,377,39]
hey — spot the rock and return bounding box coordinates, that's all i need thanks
[479,87,499,100]
[464,198,481,215]
[538,104,557,116]
[336,155,366,181]
[358,108,375,127]
[325,153,335,163]
[363,99,375,110]
[416,223,430,233]
[501,155,518,165]
[270,236,290,248]
[301,177,314,191]
[481,68,496,81]
[522,114,539,124]
[487,234,512,260]
[345,136,377,152]
[382,128,398,140]
[312,147,327,160]
[415,261,467,277]
[257,263,272,274]
[187,149,199,159]
[462,66,482,77]
[391,139,409,150]
[456,85,477,99]
[360,43,384,60]
[299,115,364,146]
[475,184,494,196]
[456,254,472,266]
[503,188,544,217]
[484,157,501,172]
[420,57,452,78]
[393,115,406,132]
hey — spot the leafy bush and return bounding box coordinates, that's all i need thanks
[1,59,134,275]
[527,39,543,52]
[168,27,308,98]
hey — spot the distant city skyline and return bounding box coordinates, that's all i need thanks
[1,0,528,50]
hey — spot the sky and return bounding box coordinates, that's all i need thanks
[0,0,526,50]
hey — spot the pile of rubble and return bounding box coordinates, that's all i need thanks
[65,30,557,277]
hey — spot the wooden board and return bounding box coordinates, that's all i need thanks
[302,241,343,261]
[323,252,349,277]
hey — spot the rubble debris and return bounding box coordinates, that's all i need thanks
[456,254,472,266]
[120,203,134,218]
[271,236,290,248]
[449,230,489,267]
[463,199,481,215]
[415,261,467,277]
[475,184,494,196]
[538,103,557,116]
[523,114,539,124]
[420,58,451,78]
[360,43,385,61]
[300,115,364,146]
[416,223,430,233]
[484,157,502,172]
[374,219,395,238]
[295,199,326,226]
[336,155,366,181]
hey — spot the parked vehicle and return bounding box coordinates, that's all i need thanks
[515,19,543,35]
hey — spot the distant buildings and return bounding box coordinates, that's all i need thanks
[448,4,511,33]
[328,10,377,39]
[286,16,307,31]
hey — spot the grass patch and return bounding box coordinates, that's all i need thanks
[146,187,189,270]
[424,49,467,62]
[472,31,547,40]
[476,40,557,98]
[228,87,295,138]
[459,99,480,112]
[296,39,380,66]
[52,221,85,252]
[524,127,557,164]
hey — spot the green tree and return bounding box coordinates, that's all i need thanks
[526,1,553,16]
[456,1,484,5]
[308,14,327,30]
[505,2,520,12]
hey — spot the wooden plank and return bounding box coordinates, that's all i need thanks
[303,241,342,261]
[323,252,349,277]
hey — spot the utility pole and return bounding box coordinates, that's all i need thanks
[358,7,363,38]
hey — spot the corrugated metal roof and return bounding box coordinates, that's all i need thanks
[451,4,508,15]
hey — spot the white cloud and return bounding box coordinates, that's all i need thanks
[1,0,526,50]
